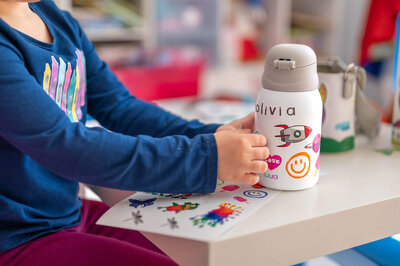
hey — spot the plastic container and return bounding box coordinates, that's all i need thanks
[112,63,202,101]
[318,59,358,153]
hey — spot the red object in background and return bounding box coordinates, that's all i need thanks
[240,38,259,62]
[360,0,400,65]
[112,63,203,102]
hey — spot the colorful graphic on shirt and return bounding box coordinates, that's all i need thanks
[191,203,243,228]
[158,202,199,213]
[41,49,86,122]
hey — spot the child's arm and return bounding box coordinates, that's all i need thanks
[0,43,217,194]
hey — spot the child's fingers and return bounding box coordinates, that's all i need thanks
[248,161,268,173]
[239,173,259,185]
[247,134,267,147]
[252,146,270,160]
[240,112,255,130]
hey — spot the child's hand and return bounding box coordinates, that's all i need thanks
[214,129,269,185]
[216,112,255,132]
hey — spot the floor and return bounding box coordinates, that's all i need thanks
[306,249,377,266]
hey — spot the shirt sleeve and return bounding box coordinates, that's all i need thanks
[72,17,220,138]
[0,42,218,193]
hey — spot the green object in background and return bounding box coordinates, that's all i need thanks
[392,137,400,150]
[374,148,394,156]
[320,136,354,153]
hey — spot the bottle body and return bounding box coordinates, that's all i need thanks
[255,88,322,190]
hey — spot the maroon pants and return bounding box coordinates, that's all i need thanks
[0,199,177,266]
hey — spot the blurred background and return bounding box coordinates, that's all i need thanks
[53,0,398,124]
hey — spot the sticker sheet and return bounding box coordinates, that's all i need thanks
[97,181,280,242]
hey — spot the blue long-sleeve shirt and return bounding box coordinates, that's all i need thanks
[0,0,219,252]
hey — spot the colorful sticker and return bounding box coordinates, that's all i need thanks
[264,173,278,179]
[243,190,268,198]
[217,180,225,186]
[234,196,249,204]
[265,154,282,170]
[129,198,157,208]
[220,185,240,192]
[335,121,351,131]
[285,152,311,179]
[305,134,321,153]
[146,193,193,199]
[158,202,199,213]
[315,155,320,176]
[275,124,312,147]
[252,183,265,189]
[319,83,327,124]
[191,203,243,228]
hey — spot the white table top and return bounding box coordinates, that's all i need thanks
[143,102,400,266]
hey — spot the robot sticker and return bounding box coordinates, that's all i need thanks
[275,124,312,147]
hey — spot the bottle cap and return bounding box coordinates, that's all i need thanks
[262,44,318,92]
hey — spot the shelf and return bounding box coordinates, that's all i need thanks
[291,11,332,31]
[84,27,144,44]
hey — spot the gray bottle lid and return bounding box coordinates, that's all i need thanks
[262,44,319,92]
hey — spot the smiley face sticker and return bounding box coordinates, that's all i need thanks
[285,152,311,179]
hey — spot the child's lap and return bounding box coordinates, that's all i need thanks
[0,199,177,266]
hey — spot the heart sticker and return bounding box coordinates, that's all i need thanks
[265,155,282,170]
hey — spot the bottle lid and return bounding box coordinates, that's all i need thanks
[262,44,318,92]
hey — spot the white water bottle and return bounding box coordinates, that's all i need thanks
[255,44,322,190]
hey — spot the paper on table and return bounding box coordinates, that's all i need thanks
[96,181,280,242]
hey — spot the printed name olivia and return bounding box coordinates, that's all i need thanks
[256,102,296,116]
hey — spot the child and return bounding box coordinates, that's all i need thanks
[0,1,269,265]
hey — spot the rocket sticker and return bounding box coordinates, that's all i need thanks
[275,124,312,147]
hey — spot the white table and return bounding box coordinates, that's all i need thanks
[142,122,400,266]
